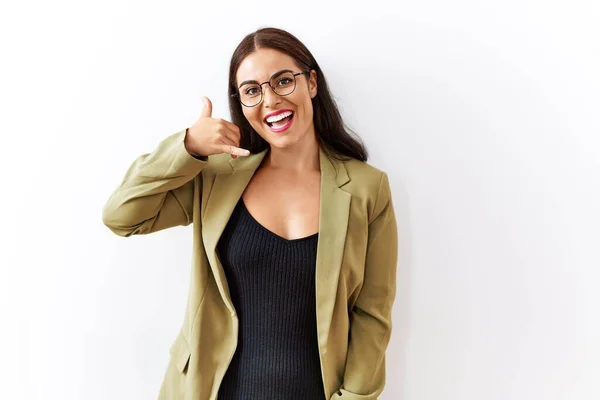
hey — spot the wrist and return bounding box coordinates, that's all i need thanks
[184,128,208,160]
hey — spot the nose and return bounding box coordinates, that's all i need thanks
[262,85,282,108]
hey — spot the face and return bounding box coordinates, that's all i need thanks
[235,48,318,150]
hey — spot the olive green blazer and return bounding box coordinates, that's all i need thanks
[102,129,398,400]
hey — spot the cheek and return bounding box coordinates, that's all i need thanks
[241,108,251,120]
[243,109,260,125]
[301,98,314,122]
[291,93,313,120]
[244,110,267,134]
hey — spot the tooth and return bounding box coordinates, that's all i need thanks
[266,111,292,123]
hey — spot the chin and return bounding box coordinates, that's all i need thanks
[253,126,297,147]
[252,120,314,150]
[264,134,299,149]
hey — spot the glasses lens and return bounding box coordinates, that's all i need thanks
[239,84,261,107]
[271,72,296,96]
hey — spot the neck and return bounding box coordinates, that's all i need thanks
[264,132,320,173]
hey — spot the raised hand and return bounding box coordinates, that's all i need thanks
[184,97,250,159]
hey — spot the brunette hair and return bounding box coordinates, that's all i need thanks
[228,27,368,162]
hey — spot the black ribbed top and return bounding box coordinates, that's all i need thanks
[216,198,325,400]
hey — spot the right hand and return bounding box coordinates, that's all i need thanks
[185,97,250,159]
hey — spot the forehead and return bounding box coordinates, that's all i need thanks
[236,48,299,84]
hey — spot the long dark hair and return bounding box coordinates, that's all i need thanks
[228,27,368,162]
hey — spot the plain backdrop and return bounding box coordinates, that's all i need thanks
[1,0,599,399]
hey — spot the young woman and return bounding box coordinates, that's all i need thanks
[102,27,398,400]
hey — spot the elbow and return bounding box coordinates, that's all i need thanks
[102,203,137,237]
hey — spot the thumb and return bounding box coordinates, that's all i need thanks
[200,96,212,118]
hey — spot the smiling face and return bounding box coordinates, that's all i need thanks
[235,48,318,150]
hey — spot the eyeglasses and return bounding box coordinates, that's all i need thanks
[233,69,308,107]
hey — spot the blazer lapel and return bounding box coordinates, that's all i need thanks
[201,146,352,347]
[315,147,351,354]
[202,149,269,314]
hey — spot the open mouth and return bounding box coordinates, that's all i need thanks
[264,111,294,129]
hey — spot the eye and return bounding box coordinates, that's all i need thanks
[277,77,293,86]
[244,86,260,97]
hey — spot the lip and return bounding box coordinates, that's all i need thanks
[265,112,295,133]
[263,109,294,122]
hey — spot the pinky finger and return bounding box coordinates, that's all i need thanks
[219,137,250,158]
[221,144,250,157]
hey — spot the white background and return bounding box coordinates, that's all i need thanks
[1,0,599,399]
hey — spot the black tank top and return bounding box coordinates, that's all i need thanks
[216,198,325,400]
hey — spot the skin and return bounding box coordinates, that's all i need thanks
[235,48,321,240]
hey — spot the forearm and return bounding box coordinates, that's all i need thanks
[102,129,207,236]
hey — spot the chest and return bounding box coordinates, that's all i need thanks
[241,167,321,241]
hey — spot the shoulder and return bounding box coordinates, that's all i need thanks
[339,158,392,223]
[343,157,387,186]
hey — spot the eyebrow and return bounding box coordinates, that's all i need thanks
[237,69,293,88]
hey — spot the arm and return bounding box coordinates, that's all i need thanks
[102,128,208,237]
[332,172,398,400]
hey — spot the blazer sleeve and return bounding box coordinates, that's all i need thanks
[332,172,398,400]
[102,128,208,237]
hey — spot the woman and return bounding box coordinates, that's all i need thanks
[102,27,398,400]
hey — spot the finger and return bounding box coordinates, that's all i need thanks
[201,96,212,118]
[218,136,240,159]
[219,143,250,157]
[218,134,239,149]
[221,132,240,149]
[220,119,241,138]
[216,123,241,145]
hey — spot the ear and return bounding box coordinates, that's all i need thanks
[308,69,318,98]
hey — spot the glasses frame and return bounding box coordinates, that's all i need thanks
[232,70,309,108]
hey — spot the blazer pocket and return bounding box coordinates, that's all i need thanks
[169,332,191,374]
